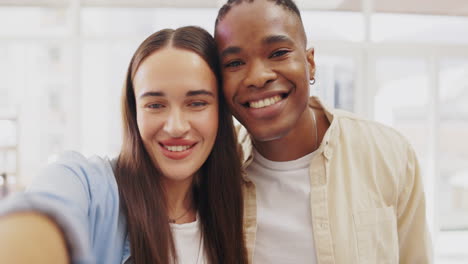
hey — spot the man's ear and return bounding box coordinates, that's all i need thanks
[306,48,316,80]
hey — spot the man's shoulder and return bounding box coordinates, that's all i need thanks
[332,108,410,145]
[311,97,408,145]
[319,107,414,167]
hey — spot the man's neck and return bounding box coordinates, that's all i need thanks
[253,107,328,161]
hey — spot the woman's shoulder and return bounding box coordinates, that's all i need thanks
[49,151,115,178]
[29,151,118,201]
[51,151,114,174]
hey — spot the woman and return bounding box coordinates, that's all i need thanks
[0,26,247,264]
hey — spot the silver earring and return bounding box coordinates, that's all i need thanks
[310,78,315,85]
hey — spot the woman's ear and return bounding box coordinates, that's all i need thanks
[306,48,316,80]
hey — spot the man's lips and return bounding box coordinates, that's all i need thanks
[241,92,290,108]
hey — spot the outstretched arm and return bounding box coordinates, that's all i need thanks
[0,152,98,264]
[0,212,69,264]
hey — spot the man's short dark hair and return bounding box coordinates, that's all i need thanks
[215,0,302,27]
[214,0,307,45]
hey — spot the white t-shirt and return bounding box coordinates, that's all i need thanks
[247,149,318,264]
[170,217,206,264]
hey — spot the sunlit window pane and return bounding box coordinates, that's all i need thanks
[0,43,73,186]
[0,7,69,36]
[439,58,468,230]
[372,14,468,44]
[303,11,364,42]
[81,41,134,157]
[81,8,217,37]
[0,43,25,115]
[0,119,17,198]
[0,120,16,147]
[374,57,429,161]
[314,55,355,111]
[0,149,16,174]
[437,230,468,264]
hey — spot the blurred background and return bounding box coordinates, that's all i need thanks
[0,0,467,262]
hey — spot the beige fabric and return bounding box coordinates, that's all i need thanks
[240,96,432,264]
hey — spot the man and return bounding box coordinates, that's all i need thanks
[214,0,432,263]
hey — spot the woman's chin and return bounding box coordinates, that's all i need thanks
[161,171,196,184]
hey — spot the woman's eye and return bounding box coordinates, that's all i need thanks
[270,50,289,58]
[225,60,244,68]
[147,103,164,109]
[189,101,208,107]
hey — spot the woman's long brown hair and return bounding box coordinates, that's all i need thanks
[114,26,247,264]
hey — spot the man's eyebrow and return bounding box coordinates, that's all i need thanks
[186,90,215,97]
[220,46,242,58]
[262,35,294,45]
[220,35,293,58]
[139,91,164,98]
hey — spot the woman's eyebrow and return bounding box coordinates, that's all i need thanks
[139,90,214,99]
[186,90,215,97]
[139,91,165,99]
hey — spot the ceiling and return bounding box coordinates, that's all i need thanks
[2,0,468,17]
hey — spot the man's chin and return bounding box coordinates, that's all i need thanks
[249,126,289,143]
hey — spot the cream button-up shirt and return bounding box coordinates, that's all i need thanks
[239,97,432,264]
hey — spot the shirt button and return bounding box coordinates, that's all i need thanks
[324,148,331,158]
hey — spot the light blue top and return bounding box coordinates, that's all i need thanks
[0,151,132,264]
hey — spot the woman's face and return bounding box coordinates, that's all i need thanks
[133,47,219,183]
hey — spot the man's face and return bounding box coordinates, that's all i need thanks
[215,0,315,142]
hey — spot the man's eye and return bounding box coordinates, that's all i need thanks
[270,50,289,58]
[225,60,244,68]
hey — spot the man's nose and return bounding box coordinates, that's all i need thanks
[243,59,277,89]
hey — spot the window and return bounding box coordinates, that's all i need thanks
[437,58,468,263]
[373,57,429,161]
[314,55,355,111]
[0,118,17,198]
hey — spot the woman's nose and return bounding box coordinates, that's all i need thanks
[163,108,190,137]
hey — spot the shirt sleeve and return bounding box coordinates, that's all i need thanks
[397,144,433,263]
[0,151,97,264]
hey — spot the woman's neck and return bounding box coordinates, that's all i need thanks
[163,176,196,224]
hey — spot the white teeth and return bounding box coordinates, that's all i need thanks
[249,95,282,109]
[164,145,190,152]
